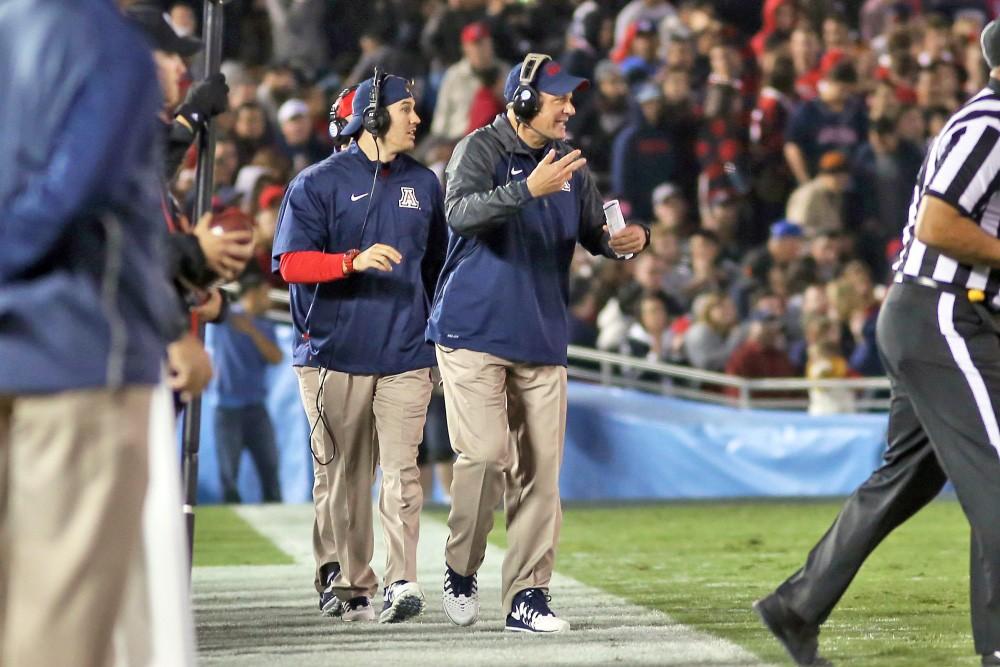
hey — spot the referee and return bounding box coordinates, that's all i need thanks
[755,22,1000,667]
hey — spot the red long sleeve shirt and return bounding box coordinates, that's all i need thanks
[278,250,349,283]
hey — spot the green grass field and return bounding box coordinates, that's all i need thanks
[486,499,975,666]
[196,499,975,665]
[192,505,293,567]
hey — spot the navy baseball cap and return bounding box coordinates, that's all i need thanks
[503,59,589,103]
[340,74,414,137]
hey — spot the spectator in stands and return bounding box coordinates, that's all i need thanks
[701,188,750,260]
[432,22,508,143]
[562,2,614,82]
[682,228,738,302]
[751,0,799,57]
[821,12,852,52]
[804,315,856,415]
[255,184,286,287]
[853,114,924,276]
[623,291,684,367]
[568,60,631,180]
[612,82,683,221]
[684,292,742,372]
[421,0,487,73]
[568,278,601,348]
[169,1,197,37]
[208,266,284,503]
[786,150,851,236]
[263,0,328,77]
[233,101,271,167]
[256,62,297,126]
[725,308,796,388]
[214,137,240,188]
[614,0,676,53]
[278,98,327,175]
[791,26,823,99]
[750,54,798,226]
[651,182,692,233]
[618,19,664,85]
[785,60,867,184]
[738,220,805,313]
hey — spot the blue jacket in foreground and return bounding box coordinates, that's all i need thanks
[272,143,447,375]
[0,0,183,394]
[427,114,627,366]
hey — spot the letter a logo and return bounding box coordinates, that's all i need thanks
[399,187,420,209]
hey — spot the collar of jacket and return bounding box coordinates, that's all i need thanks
[346,141,405,175]
[489,112,566,157]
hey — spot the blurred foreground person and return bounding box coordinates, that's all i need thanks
[0,0,185,665]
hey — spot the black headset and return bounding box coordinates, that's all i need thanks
[511,53,552,122]
[328,85,358,145]
[362,66,390,137]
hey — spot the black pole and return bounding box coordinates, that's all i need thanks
[181,0,227,570]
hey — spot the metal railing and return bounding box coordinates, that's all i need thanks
[263,289,891,412]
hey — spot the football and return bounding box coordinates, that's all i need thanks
[209,207,254,237]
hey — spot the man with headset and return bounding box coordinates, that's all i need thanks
[428,54,649,632]
[272,70,446,623]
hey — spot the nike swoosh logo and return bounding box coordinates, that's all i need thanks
[351,193,369,201]
[511,168,523,175]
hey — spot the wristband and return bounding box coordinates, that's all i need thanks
[342,249,361,275]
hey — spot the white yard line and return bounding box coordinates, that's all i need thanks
[192,504,769,666]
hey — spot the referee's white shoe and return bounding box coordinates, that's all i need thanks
[442,564,479,626]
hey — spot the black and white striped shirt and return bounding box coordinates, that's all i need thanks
[895,79,1000,306]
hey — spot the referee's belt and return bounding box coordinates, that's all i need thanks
[898,274,991,305]
[898,275,1000,334]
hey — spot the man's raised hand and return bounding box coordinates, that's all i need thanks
[526,149,586,198]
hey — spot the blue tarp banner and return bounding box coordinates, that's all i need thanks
[193,324,889,503]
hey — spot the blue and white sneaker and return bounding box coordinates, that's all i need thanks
[505,588,570,633]
[379,580,426,623]
[318,565,343,617]
[342,596,376,622]
[442,564,479,626]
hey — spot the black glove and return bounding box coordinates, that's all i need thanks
[176,72,230,130]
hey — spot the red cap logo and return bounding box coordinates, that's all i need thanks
[545,62,562,77]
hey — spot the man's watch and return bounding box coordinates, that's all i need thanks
[342,249,361,275]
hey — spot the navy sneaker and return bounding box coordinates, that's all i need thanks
[753,593,829,666]
[442,564,479,626]
[342,596,376,622]
[318,564,342,617]
[379,580,426,623]
[504,588,570,633]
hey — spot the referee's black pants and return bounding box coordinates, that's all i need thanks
[775,282,1000,653]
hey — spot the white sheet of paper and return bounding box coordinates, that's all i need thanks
[602,199,633,259]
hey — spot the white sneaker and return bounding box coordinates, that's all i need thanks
[504,589,570,633]
[342,596,376,622]
[442,565,479,626]
[379,580,426,623]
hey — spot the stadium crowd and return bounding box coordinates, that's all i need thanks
[165,0,995,401]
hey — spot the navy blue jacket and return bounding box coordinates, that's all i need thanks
[427,114,633,366]
[272,144,446,375]
[0,0,183,393]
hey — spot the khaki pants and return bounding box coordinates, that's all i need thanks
[296,366,432,600]
[436,345,567,613]
[0,386,152,667]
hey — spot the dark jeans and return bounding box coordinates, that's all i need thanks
[214,403,281,503]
